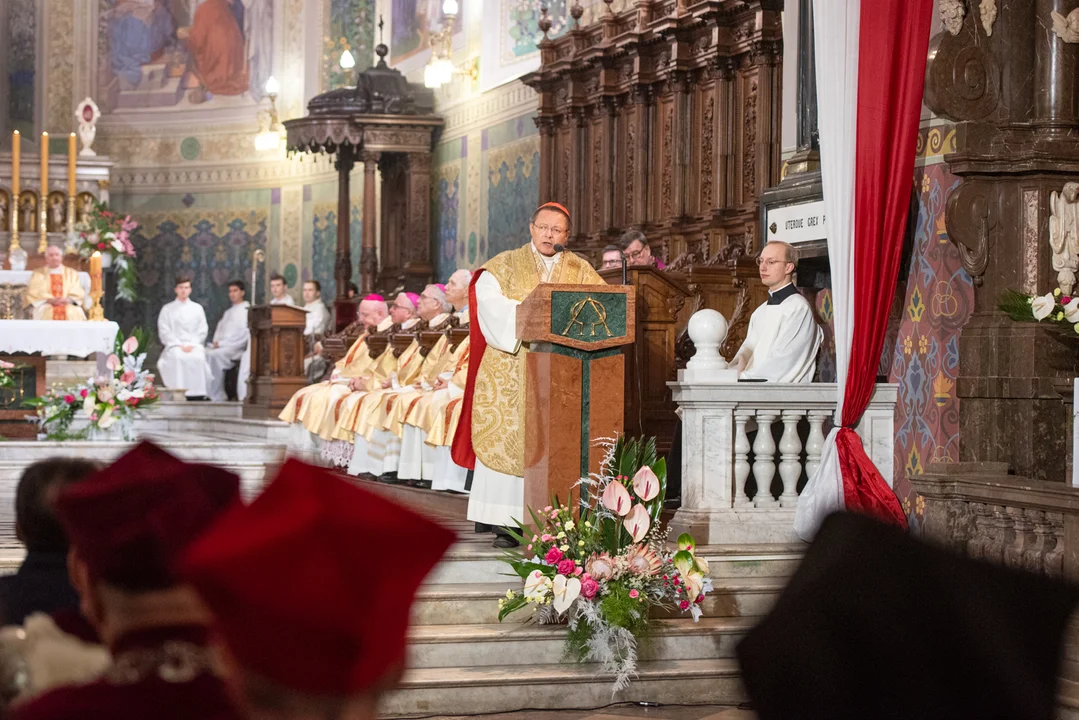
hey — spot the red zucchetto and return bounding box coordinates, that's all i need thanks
[180,458,456,697]
[53,440,241,592]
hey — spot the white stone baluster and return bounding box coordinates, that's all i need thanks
[778,410,803,507]
[733,409,753,507]
[805,411,829,479]
[752,411,778,507]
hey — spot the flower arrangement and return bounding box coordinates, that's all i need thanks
[999,287,1079,336]
[24,329,158,441]
[66,199,139,302]
[0,360,15,390]
[497,436,711,692]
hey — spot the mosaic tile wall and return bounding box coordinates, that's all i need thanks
[890,125,973,527]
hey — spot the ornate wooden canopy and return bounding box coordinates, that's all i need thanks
[285,37,443,326]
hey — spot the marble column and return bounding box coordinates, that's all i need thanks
[334,147,355,303]
[360,151,379,294]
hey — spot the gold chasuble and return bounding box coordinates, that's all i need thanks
[26,266,87,321]
[469,244,603,477]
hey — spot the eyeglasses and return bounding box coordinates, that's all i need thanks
[532,223,567,236]
[625,248,648,261]
[756,257,789,268]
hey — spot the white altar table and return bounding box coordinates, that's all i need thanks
[0,270,94,311]
[0,320,119,358]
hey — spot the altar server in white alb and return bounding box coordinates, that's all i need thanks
[205,279,250,402]
[730,241,822,383]
[269,272,296,306]
[157,276,212,400]
[302,280,331,336]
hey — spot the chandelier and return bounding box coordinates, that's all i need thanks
[424,0,459,89]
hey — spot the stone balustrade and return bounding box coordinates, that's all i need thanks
[669,381,898,544]
[910,462,1079,583]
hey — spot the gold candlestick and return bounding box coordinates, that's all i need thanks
[88,250,104,321]
[38,132,48,254]
[10,130,19,253]
[67,133,76,236]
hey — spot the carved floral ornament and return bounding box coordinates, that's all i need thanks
[1052,8,1079,43]
[939,0,998,37]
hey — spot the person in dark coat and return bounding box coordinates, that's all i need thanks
[11,442,244,720]
[737,511,1079,720]
[0,459,99,627]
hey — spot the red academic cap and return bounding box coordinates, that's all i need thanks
[54,441,241,592]
[180,459,456,697]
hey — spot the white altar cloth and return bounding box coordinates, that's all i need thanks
[0,270,94,310]
[0,320,120,358]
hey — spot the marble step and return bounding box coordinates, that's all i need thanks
[425,542,802,587]
[412,577,785,626]
[380,657,746,717]
[142,418,292,443]
[406,617,755,669]
[152,401,245,420]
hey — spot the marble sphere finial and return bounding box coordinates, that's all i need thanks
[685,309,730,376]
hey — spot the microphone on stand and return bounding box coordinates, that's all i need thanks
[553,244,565,253]
[621,255,628,286]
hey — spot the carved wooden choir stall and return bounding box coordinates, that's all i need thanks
[523,0,783,453]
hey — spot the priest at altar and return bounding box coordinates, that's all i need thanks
[26,246,87,321]
[278,294,389,456]
[157,276,212,400]
[344,286,452,477]
[397,269,473,491]
[730,241,822,383]
[205,280,250,402]
[453,203,605,547]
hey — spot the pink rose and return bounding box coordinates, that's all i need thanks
[580,577,599,599]
[541,534,553,542]
[679,600,690,610]
[574,566,583,576]
[63,394,75,404]
[127,397,138,406]
[695,594,704,604]
[79,388,88,398]
[556,559,575,575]
[1065,296,1073,305]
[544,547,563,565]
[628,589,639,599]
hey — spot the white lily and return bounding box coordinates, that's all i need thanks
[552,574,581,614]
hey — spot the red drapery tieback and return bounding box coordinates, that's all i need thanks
[838,0,934,527]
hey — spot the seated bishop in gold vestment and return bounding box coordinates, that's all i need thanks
[26,246,86,321]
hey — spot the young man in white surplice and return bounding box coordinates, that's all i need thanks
[157,276,213,400]
[268,273,296,306]
[205,279,251,402]
[730,241,822,383]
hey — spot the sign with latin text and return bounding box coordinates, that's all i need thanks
[766,200,828,245]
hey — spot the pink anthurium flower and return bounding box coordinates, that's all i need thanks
[632,465,660,501]
[105,354,121,371]
[601,481,632,517]
[623,503,651,542]
[122,336,138,355]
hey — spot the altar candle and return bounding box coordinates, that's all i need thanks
[90,251,102,294]
[40,132,48,198]
[11,131,19,200]
[67,133,76,199]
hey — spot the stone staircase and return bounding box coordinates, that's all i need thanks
[379,514,801,718]
[0,401,287,567]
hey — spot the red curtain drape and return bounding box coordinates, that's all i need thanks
[840,0,934,525]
